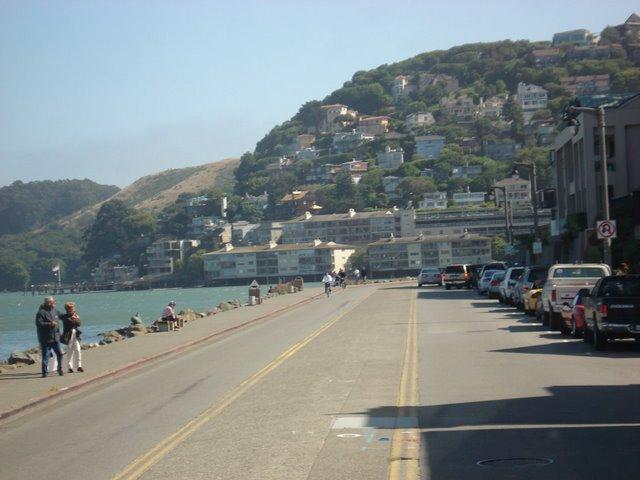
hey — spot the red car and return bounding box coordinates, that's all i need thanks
[560,288,590,337]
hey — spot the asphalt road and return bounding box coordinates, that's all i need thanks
[2,284,640,480]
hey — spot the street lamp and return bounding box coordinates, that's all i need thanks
[566,105,612,267]
[488,185,512,247]
[513,160,541,263]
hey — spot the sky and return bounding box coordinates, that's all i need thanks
[1,0,638,188]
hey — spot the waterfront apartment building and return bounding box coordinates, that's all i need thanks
[280,208,416,245]
[145,239,200,276]
[415,135,446,159]
[551,93,640,260]
[367,233,491,276]
[377,146,404,169]
[414,207,553,237]
[203,240,355,284]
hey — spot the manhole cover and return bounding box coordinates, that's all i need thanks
[477,457,553,468]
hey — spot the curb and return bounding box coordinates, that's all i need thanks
[0,290,326,422]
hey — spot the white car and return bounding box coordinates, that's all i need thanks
[418,267,442,286]
[499,266,525,304]
[478,270,498,295]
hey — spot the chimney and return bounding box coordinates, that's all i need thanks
[313,238,322,246]
[348,208,356,217]
[304,211,312,220]
[268,240,277,249]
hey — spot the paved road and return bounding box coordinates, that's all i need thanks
[2,284,640,479]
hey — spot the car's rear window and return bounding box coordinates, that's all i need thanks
[553,267,606,278]
[421,268,439,274]
[445,265,465,273]
[492,272,505,280]
[509,268,524,279]
[600,278,640,297]
[527,268,547,282]
[482,270,497,279]
[486,263,506,270]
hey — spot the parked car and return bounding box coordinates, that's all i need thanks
[499,266,525,304]
[524,279,545,316]
[478,262,507,281]
[513,266,548,311]
[478,269,498,295]
[541,263,611,330]
[442,264,471,289]
[418,267,442,287]
[488,271,505,299]
[583,275,640,350]
[560,288,589,337]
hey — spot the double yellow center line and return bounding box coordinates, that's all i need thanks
[389,292,421,480]
[113,290,373,480]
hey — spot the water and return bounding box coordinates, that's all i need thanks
[0,286,253,361]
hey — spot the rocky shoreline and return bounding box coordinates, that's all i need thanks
[1,282,305,372]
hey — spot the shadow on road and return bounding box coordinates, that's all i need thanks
[343,384,640,478]
[0,371,42,381]
[492,339,640,358]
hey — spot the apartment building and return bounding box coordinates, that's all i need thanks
[418,191,448,210]
[203,240,355,284]
[552,29,598,47]
[439,96,478,123]
[367,233,491,275]
[280,208,415,245]
[551,93,640,259]
[494,175,532,209]
[516,82,548,124]
[392,75,415,102]
[145,239,200,276]
[452,191,486,206]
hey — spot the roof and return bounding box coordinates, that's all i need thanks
[626,13,640,24]
[495,176,530,186]
[359,115,389,122]
[368,233,490,246]
[280,190,312,202]
[284,210,399,224]
[415,135,445,141]
[205,241,355,255]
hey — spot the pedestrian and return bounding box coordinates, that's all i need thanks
[353,267,361,284]
[361,266,367,282]
[35,297,64,378]
[60,301,83,373]
[161,301,181,330]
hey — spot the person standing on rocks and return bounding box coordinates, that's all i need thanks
[35,297,64,378]
[60,301,83,373]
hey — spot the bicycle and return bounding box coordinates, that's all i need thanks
[324,282,332,297]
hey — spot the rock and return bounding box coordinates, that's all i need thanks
[179,308,198,322]
[81,342,99,350]
[8,350,36,365]
[101,330,124,343]
[130,313,143,325]
[218,302,232,312]
[129,324,147,333]
[230,299,242,308]
[198,312,206,318]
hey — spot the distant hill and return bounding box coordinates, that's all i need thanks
[0,179,119,235]
[57,158,239,230]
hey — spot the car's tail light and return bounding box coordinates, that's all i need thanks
[600,304,608,316]
[491,279,500,286]
[551,289,557,302]
[442,274,447,281]
[464,272,470,280]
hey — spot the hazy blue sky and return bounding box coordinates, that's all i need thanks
[1,0,637,187]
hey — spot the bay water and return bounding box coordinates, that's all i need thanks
[0,285,285,361]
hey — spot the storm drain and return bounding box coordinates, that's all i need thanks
[477,457,553,468]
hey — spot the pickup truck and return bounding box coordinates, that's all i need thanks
[541,263,611,330]
[583,275,640,350]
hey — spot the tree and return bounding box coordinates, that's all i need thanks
[599,26,622,45]
[335,172,356,199]
[0,258,30,290]
[294,101,324,132]
[326,83,391,114]
[239,201,264,223]
[491,236,507,260]
[397,177,436,203]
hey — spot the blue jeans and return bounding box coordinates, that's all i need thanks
[40,342,63,376]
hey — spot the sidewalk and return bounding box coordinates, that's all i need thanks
[0,286,325,420]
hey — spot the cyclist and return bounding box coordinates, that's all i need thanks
[338,268,347,288]
[322,271,334,297]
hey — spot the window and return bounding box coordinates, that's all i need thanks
[553,267,606,278]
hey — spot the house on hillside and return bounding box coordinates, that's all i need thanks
[320,104,358,133]
[515,82,548,124]
[339,160,369,184]
[452,190,486,206]
[296,147,319,161]
[145,239,201,276]
[552,29,598,47]
[561,74,611,96]
[357,115,389,135]
[392,75,415,102]
[451,164,483,179]
[377,146,404,169]
[418,191,448,210]
[439,96,478,124]
[405,112,435,130]
[279,190,321,218]
[415,135,446,159]
[531,48,562,67]
[333,130,374,153]
[479,95,506,118]
[383,176,402,201]
[418,73,460,94]
[493,174,532,209]
[483,139,518,160]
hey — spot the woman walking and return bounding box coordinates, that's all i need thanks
[60,301,83,373]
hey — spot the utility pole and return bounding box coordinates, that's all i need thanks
[514,160,541,263]
[491,185,511,247]
[568,105,612,267]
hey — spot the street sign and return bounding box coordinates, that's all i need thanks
[596,220,617,239]
[249,280,260,288]
[532,241,542,255]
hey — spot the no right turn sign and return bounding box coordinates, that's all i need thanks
[596,220,617,239]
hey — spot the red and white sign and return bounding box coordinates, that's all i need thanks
[596,220,617,239]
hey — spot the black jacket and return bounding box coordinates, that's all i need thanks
[35,306,61,344]
[60,312,82,344]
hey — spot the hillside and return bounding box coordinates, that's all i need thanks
[236,16,640,218]
[0,179,119,235]
[0,159,239,289]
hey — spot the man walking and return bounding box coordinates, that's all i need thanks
[35,297,64,378]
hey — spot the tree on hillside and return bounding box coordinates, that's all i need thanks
[335,172,356,199]
[0,258,30,290]
[294,101,324,132]
[397,177,436,203]
[326,83,392,115]
[82,199,156,266]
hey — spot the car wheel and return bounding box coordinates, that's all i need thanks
[549,306,559,330]
[560,320,569,335]
[445,284,451,290]
[583,325,594,344]
[593,322,607,351]
[456,285,462,290]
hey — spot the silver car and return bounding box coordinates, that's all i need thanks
[478,270,498,295]
[499,267,524,304]
[418,267,441,286]
[488,271,506,299]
